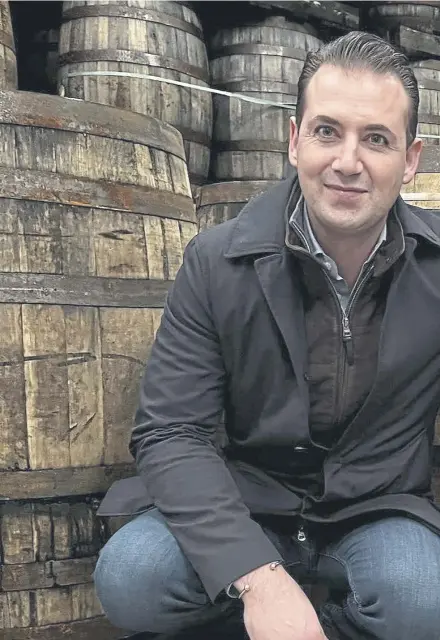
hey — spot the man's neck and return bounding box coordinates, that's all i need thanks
[311,222,386,288]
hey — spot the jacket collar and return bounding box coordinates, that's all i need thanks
[224,171,440,259]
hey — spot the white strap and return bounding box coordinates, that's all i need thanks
[401,192,440,201]
[61,70,297,110]
[61,70,440,138]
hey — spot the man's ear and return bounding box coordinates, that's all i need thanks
[288,116,299,168]
[402,137,423,185]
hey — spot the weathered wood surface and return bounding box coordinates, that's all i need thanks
[367,2,440,34]
[197,180,278,230]
[2,616,124,640]
[0,90,195,636]
[0,2,17,89]
[401,140,440,209]
[249,1,359,31]
[411,60,440,146]
[59,0,213,190]
[0,500,107,631]
[0,463,135,501]
[210,16,320,181]
[370,23,440,59]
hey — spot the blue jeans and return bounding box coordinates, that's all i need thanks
[94,510,440,639]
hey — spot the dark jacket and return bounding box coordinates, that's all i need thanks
[99,174,440,602]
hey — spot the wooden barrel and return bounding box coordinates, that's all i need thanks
[209,16,321,182]
[367,2,440,33]
[58,0,212,192]
[401,146,440,209]
[411,60,440,147]
[0,1,17,89]
[0,90,195,639]
[196,180,278,231]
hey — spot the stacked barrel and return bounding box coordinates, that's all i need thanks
[58,1,212,194]
[362,2,440,209]
[197,13,322,230]
[0,2,198,639]
[2,2,440,638]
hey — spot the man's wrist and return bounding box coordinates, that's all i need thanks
[226,560,284,600]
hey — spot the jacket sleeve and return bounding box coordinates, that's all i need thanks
[129,236,282,602]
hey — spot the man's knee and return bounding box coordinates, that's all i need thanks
[349,519,440,638]
[94,509,210,633]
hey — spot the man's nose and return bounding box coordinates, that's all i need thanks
[331,141,363,176]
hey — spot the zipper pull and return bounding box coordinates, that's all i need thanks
[297,526,306,542]
[342,313,354,365]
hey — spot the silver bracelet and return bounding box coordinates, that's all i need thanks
[226,560,284,600]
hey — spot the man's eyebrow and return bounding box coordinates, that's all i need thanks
[309,115,340,126]
[364,124,396,139]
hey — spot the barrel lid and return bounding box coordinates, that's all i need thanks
[0,90,186,159]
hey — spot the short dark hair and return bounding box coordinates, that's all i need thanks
[296,31,419,146]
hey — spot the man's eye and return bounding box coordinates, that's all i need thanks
[369,133,388,146]
[315,125,335,138]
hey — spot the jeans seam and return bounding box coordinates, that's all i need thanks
[319,551,362,606]
[318,561,376,638]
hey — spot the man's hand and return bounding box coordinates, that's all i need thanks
[235,564,328,640]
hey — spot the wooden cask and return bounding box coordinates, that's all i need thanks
[0,90,195,639]
[209,16,321,182]
[197,180,278,231]
[401,146,440,209]
[367,2,440,33]
[411,60,440,147]
[58,0,212,192]
[0,1,17,89]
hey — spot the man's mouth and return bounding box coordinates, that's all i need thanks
[324,184,368,193]
[324,184,367,193]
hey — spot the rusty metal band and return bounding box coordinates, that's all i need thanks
[215,140,288,153]
[418,78,440,92]
[174,125,211,148]
[59,49,210,84]
[197,180,278,207]
[0,90,185,157]
[418,112,440,126]
[62,4,203,40]
[0,273,171,308]
[0,28,15,53]
[210,43,308,61]
[0,167,196,222]
[0,463,136,501]
[214,80,298,97]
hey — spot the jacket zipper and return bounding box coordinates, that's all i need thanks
[333,264,374,423]
[287,221,374,425]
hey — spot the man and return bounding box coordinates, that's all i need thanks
[94,31,440,640]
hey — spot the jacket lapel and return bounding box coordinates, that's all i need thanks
[253,250,309,403]
[224,173,308,399]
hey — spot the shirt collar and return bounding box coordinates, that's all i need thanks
[289,196,388,281]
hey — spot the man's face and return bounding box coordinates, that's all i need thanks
[289,64,422,237]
